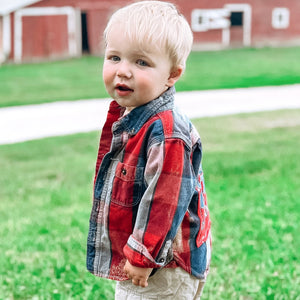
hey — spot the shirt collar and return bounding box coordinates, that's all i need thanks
[112,86,175,135]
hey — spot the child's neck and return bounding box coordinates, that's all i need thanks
[124,108,131,116]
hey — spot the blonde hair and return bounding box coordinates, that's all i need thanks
[104,1,193,69]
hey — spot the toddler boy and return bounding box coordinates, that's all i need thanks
[87,1,211,299]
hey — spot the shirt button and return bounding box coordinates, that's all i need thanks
[121,168,127,175]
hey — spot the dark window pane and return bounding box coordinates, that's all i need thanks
[230,12,243,26]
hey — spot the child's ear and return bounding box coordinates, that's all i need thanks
[166,65,184,87]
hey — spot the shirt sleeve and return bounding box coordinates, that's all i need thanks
[123,137,196,268]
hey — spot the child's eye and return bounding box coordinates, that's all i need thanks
[109,56,120,62]
[136,59,149,67]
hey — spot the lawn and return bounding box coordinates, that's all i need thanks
[0,46,300,107]
[1,109,300,299]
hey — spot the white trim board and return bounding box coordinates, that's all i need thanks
[0,0,42,16]
[2,14,11,60]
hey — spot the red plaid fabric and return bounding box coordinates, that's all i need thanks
[87,87,211,281]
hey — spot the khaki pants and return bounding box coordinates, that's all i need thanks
[115,267,206,300]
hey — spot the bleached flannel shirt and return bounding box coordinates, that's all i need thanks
[87,87,211,281]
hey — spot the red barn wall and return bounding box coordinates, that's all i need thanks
[250,0,300,45]
[174,0,300,47]
[8,0,300,62]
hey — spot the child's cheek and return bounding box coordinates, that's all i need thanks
[103,65,115,88]
[135,72,152,91]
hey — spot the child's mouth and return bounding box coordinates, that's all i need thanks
[116,84,134,96]
[118,86,129,91]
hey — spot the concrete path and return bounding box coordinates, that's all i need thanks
[0,84,300,145]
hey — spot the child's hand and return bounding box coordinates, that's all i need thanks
[124,260,153,287]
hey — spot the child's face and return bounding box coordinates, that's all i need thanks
[103,25,176,113]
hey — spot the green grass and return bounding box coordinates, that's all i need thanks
[0,56,106,108]
[0,133,115,299]
[1,109,300,299]
[180,47,300,91]
[0,46,300,107]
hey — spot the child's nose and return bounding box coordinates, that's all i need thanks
[116,61,132,78]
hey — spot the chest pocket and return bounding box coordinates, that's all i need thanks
[111,162,144,207]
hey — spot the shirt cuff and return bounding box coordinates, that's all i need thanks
[123,235,170,269]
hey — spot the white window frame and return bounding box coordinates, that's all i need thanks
[272,8,290,29]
